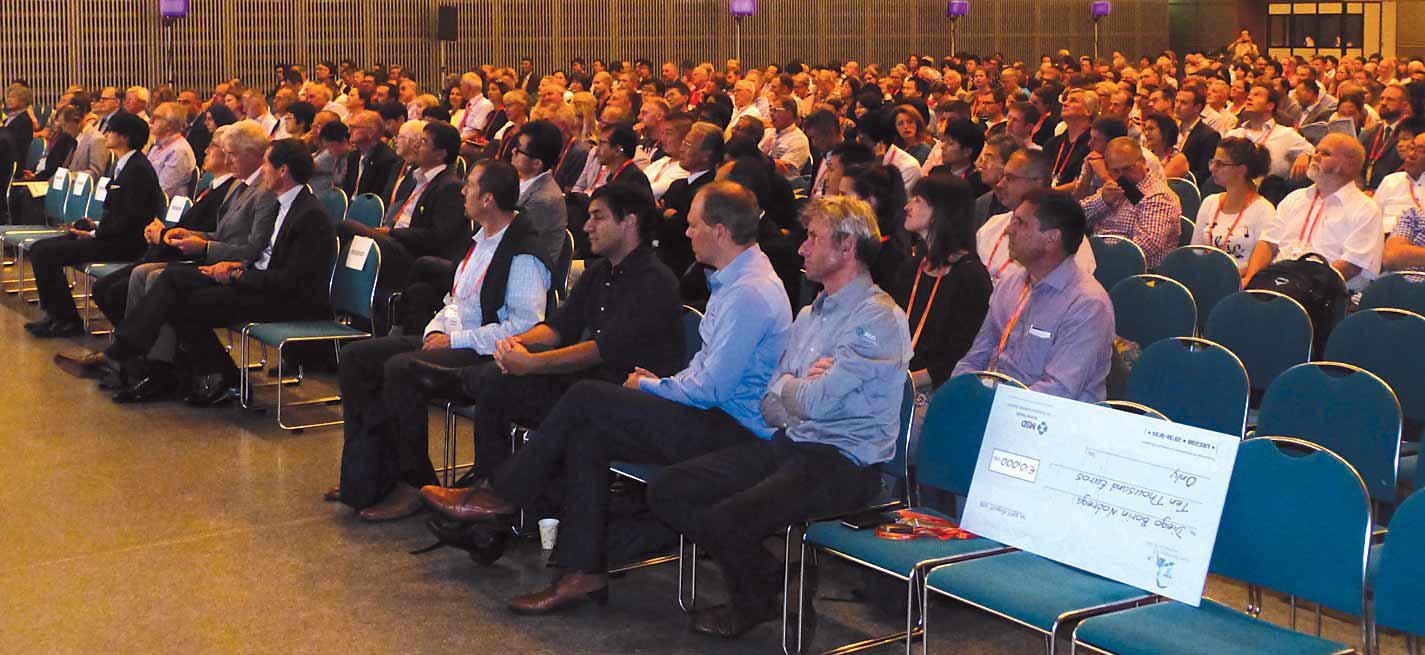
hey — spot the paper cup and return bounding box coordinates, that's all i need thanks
[538,518,560,550]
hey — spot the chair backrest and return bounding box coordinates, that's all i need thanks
[1211,437,1370,619]
[347,193,384,228]
[1204,290,1312,394]
[1095,400,1170,420]
[162,195,193,227]
[1166,176,1201,220]
[553,229,575,302]
[195,171,215,196]
[43,168,70,220]
[63,172,94,223]
[680,305,703,369]
[1177,216,1194,247]
[1088,235,1146,292]
[881,373,917,480]
[24,137,44,171]
[1158,245,1242,331]
[1109,274,1196,347]
[1258,362,1402,503]
[915,371,1027,498]
[331,236,382,321]
[1373,489,1425,638]
[1126,337,1249,436]
[86,176,111,221]
[1326,308,1425,432]
[453,155,468,177]
[1360,271,1425,316]
[318,187,350,224]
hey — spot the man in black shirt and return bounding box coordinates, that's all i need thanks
[1046,89,1095,189]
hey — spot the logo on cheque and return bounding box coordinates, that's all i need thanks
[1020,419,1049,435]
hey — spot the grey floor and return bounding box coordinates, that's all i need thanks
[0,288,1407,654]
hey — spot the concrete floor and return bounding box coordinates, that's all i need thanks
[0,288,1408,654]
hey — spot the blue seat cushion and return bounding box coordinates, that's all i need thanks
[4,231,56,247]
[83,262,131,278]
[804,506,1004,578]
[610,460,661,484]
[1075,597,1351,655]
[246,321,368,345]
[925,550,1149,632]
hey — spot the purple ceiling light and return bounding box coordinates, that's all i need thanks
[730,0,756,19]
[947,1,969,18]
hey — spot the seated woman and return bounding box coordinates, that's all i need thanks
[839,163,911,291]
[893,104,935,165]
[1142,112,1190,180]
[1191,137,1275,271]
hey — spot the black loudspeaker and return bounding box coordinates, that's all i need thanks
[437,5,458,41]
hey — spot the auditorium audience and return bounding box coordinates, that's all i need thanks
[147,102,198,200]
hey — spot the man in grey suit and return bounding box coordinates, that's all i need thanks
[512,119,570,265]
[55,121,278,403]
[68,87,123,180]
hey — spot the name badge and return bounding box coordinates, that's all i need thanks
[1029,327,1052,339]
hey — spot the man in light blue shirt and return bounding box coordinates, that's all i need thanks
[420,180,792,614]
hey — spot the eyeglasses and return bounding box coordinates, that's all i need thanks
[513,147,536,158]
[1209,159,1241,167]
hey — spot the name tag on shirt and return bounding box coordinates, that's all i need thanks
[346,235,374,270]
[1029,327,1052,339]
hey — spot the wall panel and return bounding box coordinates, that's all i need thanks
[4,0,1170,106]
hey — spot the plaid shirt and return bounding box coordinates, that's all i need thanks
[1392,206,1425,272]
[1081,173,1183,269]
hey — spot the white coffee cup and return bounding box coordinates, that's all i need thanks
[538,518,560,550]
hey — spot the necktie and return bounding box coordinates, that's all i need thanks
[219,181,248,219]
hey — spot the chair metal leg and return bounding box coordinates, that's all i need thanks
[677,535,697,614]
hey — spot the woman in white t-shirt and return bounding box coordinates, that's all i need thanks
[1192,136,1276,270]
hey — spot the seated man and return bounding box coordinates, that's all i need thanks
[1367,121,1425,234]
[419,181,792,613]
[955,189,1115,402]
[1385,204,1425,273]
[655,121,724,276]
[334,160,552,519]
[511,119,572,265]
[27,113,163,338]
[433,183,683,484]
[1080,137,1181,269]
[1243,133,1383,290]
[646,194,913,638]
[979,148,1096,286]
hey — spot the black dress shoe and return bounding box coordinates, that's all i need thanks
[184,373,239,407]
[690,600,779,639]
[54,351,119,379]
[112,373,178,404]
[30,320,83,338]
[24,317,54,333]
[409,359,476,403]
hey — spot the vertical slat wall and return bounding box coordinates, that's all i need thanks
[5,0,1170,105]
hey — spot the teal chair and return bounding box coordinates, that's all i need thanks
[1096,399,1170,420]
[42,168,71,222]
[1325,308,1425,474]
[1073,437,1372,655]
[1371,489,1425,653]
[23,138,44,171]
[1204,290,1313,403]
[238,237,376,431]
[1359,271,1425,317]
[1089,235,1146,292]
[318,187,349,224]
[346,193,384,228]
[1178,216,1194,247]
[1158,245,1242,332]
[62,172,95,224]
[552,229,575,303]
[786,372,1024,655]
[1125,337,1249,437]
[1167,177,1201,223]
[1109,274,1197,347]
[1259,362,1402,506]
[194,171,215,196]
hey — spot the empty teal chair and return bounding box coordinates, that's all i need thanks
[1158,245,1242,331]
[787,372,1023,655]
[346,193,384,228]
[1167,176,1201,222]
[318,187,349,224]
[1109,274,1196,347]
[1178,216,1194,247]
[1073,437,1372,655]
[43,168,70,222]
[1260,362,1402,505]
[1089,235,1146,292]
[1360,271,1425,317]
[1126,337,1249,436]
[1205,290,1312,401]
[1372,489,1425,649]
[239,237,376,431]
[1327,309,1425,445]
[62,172,94,223]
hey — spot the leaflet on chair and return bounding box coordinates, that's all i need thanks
[961,386,1240,606]
[346,235,374,270]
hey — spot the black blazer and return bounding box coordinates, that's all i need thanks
[341,141,400,199]
[1180,119,1221,186]
[1360,122,1404,190]
[554,139,591,191]
[95,151,164,245]
[389,166,470,261]
[5,111,34,166]
[185,113,214,169]
[609,160,654,201]
[143,175,238,261]
[34,132,77,180]
[655,170,714,275]
[235,187,338,316]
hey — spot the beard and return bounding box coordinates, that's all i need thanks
[1381,108,1403,122]
[1306,161,1324,183]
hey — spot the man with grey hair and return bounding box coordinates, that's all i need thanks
[725,79,764,140]
[648,194,913,639]
[1080,136,1181,268]
[124,85,152,123]
[457,71,495,140]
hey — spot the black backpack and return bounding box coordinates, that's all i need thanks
[1245,253,1349,356]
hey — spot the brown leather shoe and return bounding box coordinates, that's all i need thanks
[508,572,609,615]
[322,485,342,503]
[690,600,779,639]
[358,484,427,522]
[54,351,118,379]
[424,487,516,523]
[419,484,473,509]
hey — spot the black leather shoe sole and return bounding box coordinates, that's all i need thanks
[30,321,83,338]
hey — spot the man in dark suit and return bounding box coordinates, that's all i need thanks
[655,121,721,276]
[99,139,336,406]
[4,84,36,167]
[517,57,540,97]
[341,110,399,199]
[512,120,571,265]
[1174,85,1222,187]
[26,113,161,338]
[1360,84,1413,191]
[553,126,592,192]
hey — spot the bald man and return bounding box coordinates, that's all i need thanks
[1243,133,1384,289]
[1080,137,1182,269]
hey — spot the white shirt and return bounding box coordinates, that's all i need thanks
[255,112,280,138]
[255,185,303,270]
[1371,170,1425,233]
[1263,183,1384,289]
[460,96,496,138]
[393,164,446,229]
[977,210,1097,285]
[1202,105,1237,135]
[643,157,688,200]
[883,145,922,194]
[759,125,811,174]
[424,223,551,353]
[324,101,349,119]
[1224,121,1314,178]
[725,103,764,139]
[1192,193,1275,266]
[112,149,137,178]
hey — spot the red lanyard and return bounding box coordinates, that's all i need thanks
[554,138,576,172]
[1297,190,1327,248]
[452,241,491,300]
[394,172,432,223]
[1250,121,1274,146]
[1052,135,1075,179]
[990,283,1033,372]
[1205,192,1256,249]
[906,260,945,350]
[1031,113,1049,140]
[597,159,634,187]
[987,230,1014,279]
[1368,125,1391,164]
